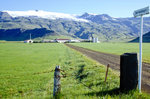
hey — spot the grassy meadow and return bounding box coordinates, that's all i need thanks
[70,42,150,63]
[0,43,149,98]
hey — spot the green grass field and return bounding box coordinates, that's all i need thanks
[70,42,150,63]
[0,43,149,98]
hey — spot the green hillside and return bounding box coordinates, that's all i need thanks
[130,31,150,42]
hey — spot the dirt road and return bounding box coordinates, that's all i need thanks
[65,44,150,93]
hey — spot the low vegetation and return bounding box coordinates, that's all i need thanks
[0,43,149,98]
[70,42,150,63]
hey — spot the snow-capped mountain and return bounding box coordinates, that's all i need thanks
[4,10,88,22]
[2,10,116,23]
[1,10,150,42]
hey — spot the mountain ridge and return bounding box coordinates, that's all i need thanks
[4,10,88,22]
[0,10,150,41]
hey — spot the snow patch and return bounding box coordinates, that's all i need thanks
[88,13,98,16]
[4,10,88,22]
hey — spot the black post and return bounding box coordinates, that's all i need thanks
[120,53,138,92]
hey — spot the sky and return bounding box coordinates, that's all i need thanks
[0,0,150,18]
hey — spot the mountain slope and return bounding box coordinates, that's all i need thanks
[0,28,54,41]
[1,11,150,41]
[0,11,12,20]
[79,12,116,23]
[130,31,150,42]
[79,13,150,36]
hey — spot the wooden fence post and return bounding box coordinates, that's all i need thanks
[53,66,61,96]
[105,64,109,82]
[120,53,138,92]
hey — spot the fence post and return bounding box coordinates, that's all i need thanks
[105,64,109,82]
[120,53,138,91]
[53,66,61,96]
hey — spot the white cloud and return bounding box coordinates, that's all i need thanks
[4,10,88,22]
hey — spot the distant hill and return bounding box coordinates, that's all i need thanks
[130,31,150,42]
[1,10,150,41]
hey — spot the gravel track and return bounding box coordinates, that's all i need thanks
[65,44,150,93]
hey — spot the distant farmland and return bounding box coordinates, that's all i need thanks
[0,43,149,98]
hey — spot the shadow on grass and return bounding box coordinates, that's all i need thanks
[85,88,120,97]
[85,88,138,97]
[76,64,89,81]
[88,81,104,89]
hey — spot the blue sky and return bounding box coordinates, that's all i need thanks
[0,0,149,18]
